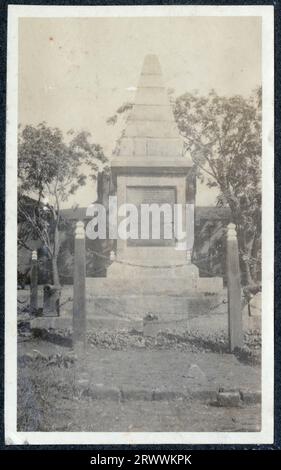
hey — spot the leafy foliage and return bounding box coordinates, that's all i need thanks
[174,89,262,284]
[18,123,108,285]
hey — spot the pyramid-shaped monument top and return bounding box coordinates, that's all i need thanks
[140,53,162,76]
[113,54,191,165]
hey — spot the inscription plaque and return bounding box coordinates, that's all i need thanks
[126,186,176,246]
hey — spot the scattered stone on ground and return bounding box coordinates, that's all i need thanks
[187,364,207,383]
[216,391,241,408]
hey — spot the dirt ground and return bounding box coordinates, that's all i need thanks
[17,335,261,433]
[19,396,261,433]
[18,338,260,394]
[18,363,261,433]
[17,285,261,433]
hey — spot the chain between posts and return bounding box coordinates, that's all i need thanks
[87,249,198,270]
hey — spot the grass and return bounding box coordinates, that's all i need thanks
[18,357,78,431]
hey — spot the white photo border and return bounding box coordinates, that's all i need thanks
[5,4,274,445]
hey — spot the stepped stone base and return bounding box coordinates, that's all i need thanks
[85,274,225,321]
[86,274,223,296]
[86,293,226,321]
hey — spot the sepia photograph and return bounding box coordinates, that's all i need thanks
[5,5,274,445]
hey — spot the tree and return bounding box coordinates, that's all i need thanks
[173,89,261,285]
[18,123,109,286]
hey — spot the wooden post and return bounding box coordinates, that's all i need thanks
[227,223,243,352]
[30,250,38,313]
[73,221,86,352]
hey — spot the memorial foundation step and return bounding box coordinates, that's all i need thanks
[86,276,224,296]
[85,292,227,320]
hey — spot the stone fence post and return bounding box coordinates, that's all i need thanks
[227,223,243,352]
[73,221,86,352]
[30,250,38,313]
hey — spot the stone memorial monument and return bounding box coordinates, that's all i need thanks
[108,54,196,279]
[86,55,223,324]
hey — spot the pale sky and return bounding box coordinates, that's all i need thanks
[18,16,261,207]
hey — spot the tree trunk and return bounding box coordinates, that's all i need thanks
[52,223,61,287]
[235,223,254,287]
[52,255,60,287]
[251,230,261,283]
[243,255,254,286]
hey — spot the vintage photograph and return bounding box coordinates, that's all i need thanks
[5,5,274,444]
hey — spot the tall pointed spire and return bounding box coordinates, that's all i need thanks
[115,54,186,160]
